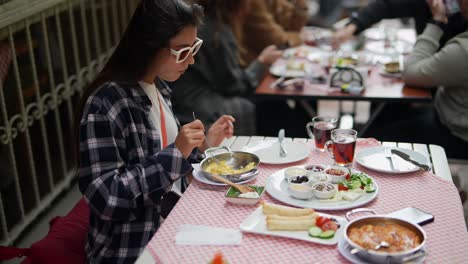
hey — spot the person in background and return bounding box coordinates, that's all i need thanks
[170,0,282,135]
[241,0,309,65]
[238,0,313,137]
[366,0,468,159]
[76,1,234,263]
[331,0,467,48]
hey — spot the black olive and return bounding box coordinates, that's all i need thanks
[291,176,301,183]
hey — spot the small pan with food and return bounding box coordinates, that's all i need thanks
[200,146,260,183]
[344,208,427,263]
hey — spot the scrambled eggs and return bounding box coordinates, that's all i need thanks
[205,161,256,175]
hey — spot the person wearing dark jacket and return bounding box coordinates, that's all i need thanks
[332,0,467,47]
[363,0,468,159]
[170,0,282,135]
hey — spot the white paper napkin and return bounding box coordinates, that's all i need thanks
[175,224,242,245]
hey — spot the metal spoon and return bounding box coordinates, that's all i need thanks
[350,241,390,255]
[374,241,390,251]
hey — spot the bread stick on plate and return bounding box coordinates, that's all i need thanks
[266,218,316,231]
[266,213,318,222]
[261,201,315,217]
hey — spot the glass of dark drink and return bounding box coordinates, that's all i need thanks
[306,117,338,151]
[324,129,358,167]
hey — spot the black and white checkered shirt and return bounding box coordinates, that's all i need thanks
[79,79,198,264]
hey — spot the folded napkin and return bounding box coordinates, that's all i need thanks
[175,224,242,246]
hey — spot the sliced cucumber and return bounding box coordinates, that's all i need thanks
[318,230,335,239]
[350,180,362,190]
[359,175,369,184]
[365,184,376,193]
[308,226,323,237]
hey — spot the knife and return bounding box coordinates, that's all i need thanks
[390,149,430,171]
[278,129,287,157]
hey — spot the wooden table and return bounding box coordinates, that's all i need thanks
[136,136,458,264]
[255,38,434,136]
[255,70,432,103]
[256,68,433,136]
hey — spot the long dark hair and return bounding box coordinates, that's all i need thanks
[74,0,203,167]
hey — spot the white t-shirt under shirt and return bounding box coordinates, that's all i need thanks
[139,81,178,147]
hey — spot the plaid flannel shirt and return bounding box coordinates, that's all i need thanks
[79,80,199,264]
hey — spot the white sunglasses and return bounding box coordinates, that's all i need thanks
[170,38,203,63]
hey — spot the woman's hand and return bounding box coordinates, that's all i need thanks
[175,120,205,158]
[258,45,283,65]
[427,0,448,24]
[200,115,235,152]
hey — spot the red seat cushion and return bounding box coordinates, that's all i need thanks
[25,198,89,264]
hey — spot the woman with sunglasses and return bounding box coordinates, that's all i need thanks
[76,1,234,263]
[170,0,283,135]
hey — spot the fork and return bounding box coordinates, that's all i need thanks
[384,148,396,171]
[192,112,212,149]
[278,129,287,157]
[192,112,221,164]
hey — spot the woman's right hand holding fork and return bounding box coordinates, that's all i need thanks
[175,114,235,158]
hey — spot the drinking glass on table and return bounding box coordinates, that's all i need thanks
[306,117,338,151]
[324,129,358,167]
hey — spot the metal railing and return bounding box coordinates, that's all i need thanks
[0,0,137,245]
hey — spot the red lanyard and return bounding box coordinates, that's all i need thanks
[157,93,168,148]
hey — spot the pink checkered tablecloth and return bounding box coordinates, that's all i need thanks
[146,138,468,263]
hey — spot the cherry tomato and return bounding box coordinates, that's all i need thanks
[338,184,349,191]
[345,173,350,180]
[316,216,330,227]
[322,220,338,231]
[212,252,224,264]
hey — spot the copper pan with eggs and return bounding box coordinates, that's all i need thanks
[200,146,260,183]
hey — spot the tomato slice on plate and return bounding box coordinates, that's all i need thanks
[316,216,330,228]
[322,220,338,231]
[338,184,349,191]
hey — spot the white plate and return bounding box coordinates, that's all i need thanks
[378,66,402,78]
[192,164,258,186]
[265,166,379,210]
[239,205,346,245]
[245,141,310,165]
[337,238,427,264]
[283,46,332,62]
[364,40,413,55]
[269,59,313,78]
[355,147,431,174]
[338,238,369,264]
[363,28,386,41]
